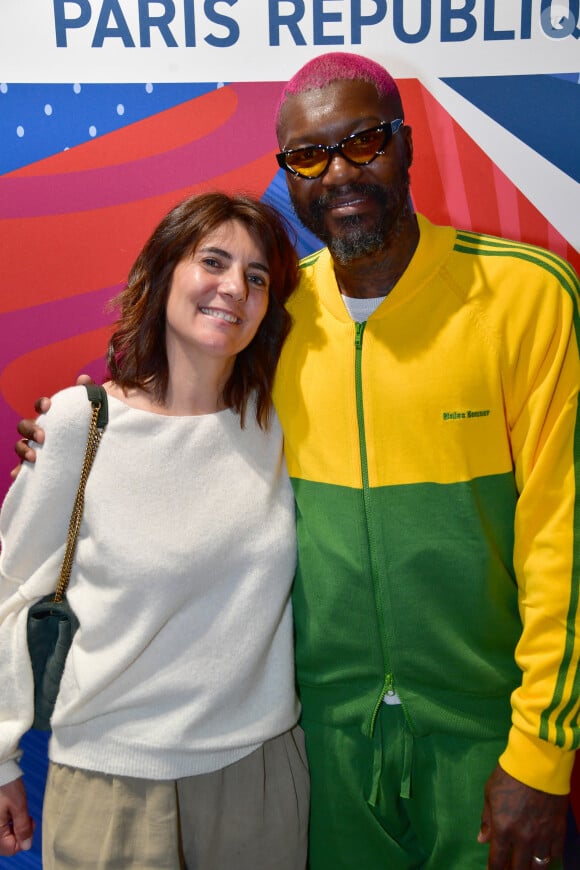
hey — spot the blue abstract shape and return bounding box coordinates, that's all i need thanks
[441,73,580,182]
[0,83,218,175]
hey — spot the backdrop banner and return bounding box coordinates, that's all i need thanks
[1,0,580,81]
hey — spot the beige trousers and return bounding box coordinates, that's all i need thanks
[42,726,309,870]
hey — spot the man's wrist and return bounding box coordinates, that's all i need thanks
[500,727,574,794]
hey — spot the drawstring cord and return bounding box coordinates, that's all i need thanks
[366,705,414,806]
[368,728,384,807]
[401,724,413,800]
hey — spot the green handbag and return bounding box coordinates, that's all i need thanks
[27,384,108,731]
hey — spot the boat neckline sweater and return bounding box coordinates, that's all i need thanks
[0,387,299,785]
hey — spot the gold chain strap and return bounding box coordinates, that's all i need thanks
[53,400,104,603]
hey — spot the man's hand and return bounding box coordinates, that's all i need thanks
[11,375,95,479]
[478,764,568,869]
[0,779,34,856]
[11,400,49,480]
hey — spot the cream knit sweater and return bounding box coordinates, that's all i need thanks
[0,387,298,785]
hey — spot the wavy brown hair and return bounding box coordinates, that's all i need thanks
[107,192,298,428]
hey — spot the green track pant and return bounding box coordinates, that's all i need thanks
[305,703,561,869]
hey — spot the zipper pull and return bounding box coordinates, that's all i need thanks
[384,673,396,697]
[355,321,366,349]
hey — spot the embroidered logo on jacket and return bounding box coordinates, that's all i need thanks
[442,410,491,420]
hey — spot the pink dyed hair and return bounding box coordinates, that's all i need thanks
[275,52,403,132]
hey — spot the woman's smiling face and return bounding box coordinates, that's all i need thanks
[165,219,271,368]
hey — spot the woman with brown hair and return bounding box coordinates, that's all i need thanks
[0,192,308,869]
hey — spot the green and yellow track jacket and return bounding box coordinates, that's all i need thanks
[273,214,580,794]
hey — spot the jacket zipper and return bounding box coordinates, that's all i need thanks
[354,321,396,735]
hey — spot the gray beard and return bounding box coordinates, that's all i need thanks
[325,215,385,264]
[290,180,410,265]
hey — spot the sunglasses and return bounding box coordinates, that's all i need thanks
[276,119,404,180]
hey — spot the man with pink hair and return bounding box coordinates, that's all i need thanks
[271,52,579,869]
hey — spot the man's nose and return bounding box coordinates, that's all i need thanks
[321,151,362,185]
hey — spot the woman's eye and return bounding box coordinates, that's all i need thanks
[202,257,221,269]
[248,274,268,288]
